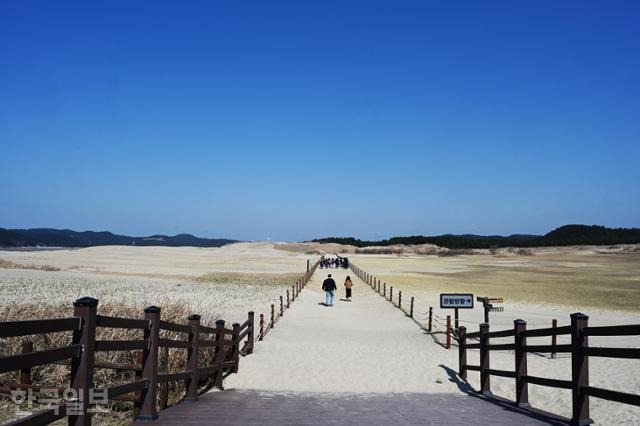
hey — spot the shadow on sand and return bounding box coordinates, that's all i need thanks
[438,364,569,425]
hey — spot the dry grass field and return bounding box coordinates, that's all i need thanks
[347,247,640,312]
[0,243,314,424]
[1,242,639,424]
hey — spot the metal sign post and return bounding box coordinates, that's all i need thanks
[477,296,504,324]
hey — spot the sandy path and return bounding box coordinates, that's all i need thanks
[224,268,460,394]
[223,266,640,425]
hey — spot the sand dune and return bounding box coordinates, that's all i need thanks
[1,243,639,424]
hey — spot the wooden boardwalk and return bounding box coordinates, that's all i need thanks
[134,389,566,425]
[131,268,571,425]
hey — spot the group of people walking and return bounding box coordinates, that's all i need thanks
[321,274,353,306]
[320,256,349,269]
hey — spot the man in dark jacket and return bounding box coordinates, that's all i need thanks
[322,274,337,306]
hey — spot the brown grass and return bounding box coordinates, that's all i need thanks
[0,302,220,425]
[0,259,60,272]
[194,272,301,287]
[352,252,640,312]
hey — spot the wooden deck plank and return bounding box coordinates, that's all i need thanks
[133,390,567,425]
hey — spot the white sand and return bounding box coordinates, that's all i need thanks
[225,268,461,394]
[0,243,308,276]
[226,267,640,425]
[0,243,313,326]
[1,244,639,424]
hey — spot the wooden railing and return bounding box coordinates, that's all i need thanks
[459,315,640,424]
[256,260,320,341]
[0,299,251,425]
[350,262,640,424]
[350,263,419,323]
[0,259,320,425]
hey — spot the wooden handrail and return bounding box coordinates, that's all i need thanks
[585,347,640,359]
[584,386,640,406]
[486,329,516,338]
[457,311,640,425]
[0,318,81,338]
[522,325,571,337]
[96,315,150,330]
[524,375,572,389]
[584,324,640,336]
[158,338,191,349]
[0,259,321,425]
[0,345,82,374]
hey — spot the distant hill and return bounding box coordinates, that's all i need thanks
[310,225,640,249]
[0,228,237,248]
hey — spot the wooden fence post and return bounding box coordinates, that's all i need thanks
[383,283,386,297]
[570,313,591,426]
[20,341,33,385]
[514,319,529,407]
[159,347,169,410]
[551,319,557,359]
[280,296,284,317]
[458,326,467,379]
[479,323,491,395]
[390,286,393,302]
[287,290,290,309]
[69,297,98,426]
[271,304,275,328]
[446,315,452,349]
[377,281,380,293]
[247,311,255,354]
[185,314,201,401]
[398,291,402,309]
[232,323,240,373]
[137,305,160,421]
[259,314,264,341]
[410,297,414,318]
[213,320,225,389]
[428,307,433,332]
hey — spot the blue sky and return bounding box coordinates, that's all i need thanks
[1,1,639,241]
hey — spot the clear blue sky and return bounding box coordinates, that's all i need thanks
[1,1,639,241]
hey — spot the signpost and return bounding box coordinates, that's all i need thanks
[477,296,504,324]
[440,293,473,331]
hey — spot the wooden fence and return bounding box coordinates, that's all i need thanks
[256,260,319,341]
[350,262,640,425]
[459,316,640,425]
[0,260,320,425]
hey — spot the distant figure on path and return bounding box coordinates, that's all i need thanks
[322,274,337,306]
[344,276,353,301]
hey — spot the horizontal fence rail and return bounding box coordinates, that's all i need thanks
[350,262,640,425]
[458,315,640,425]
[0,259,321,425]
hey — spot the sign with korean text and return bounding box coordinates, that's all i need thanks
[440,293,474,309]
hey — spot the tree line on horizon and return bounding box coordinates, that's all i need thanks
[310,225,640,249]
[0,228,236,248]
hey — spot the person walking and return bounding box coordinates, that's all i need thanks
[322,274,337,306]
[344,275,353,301]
